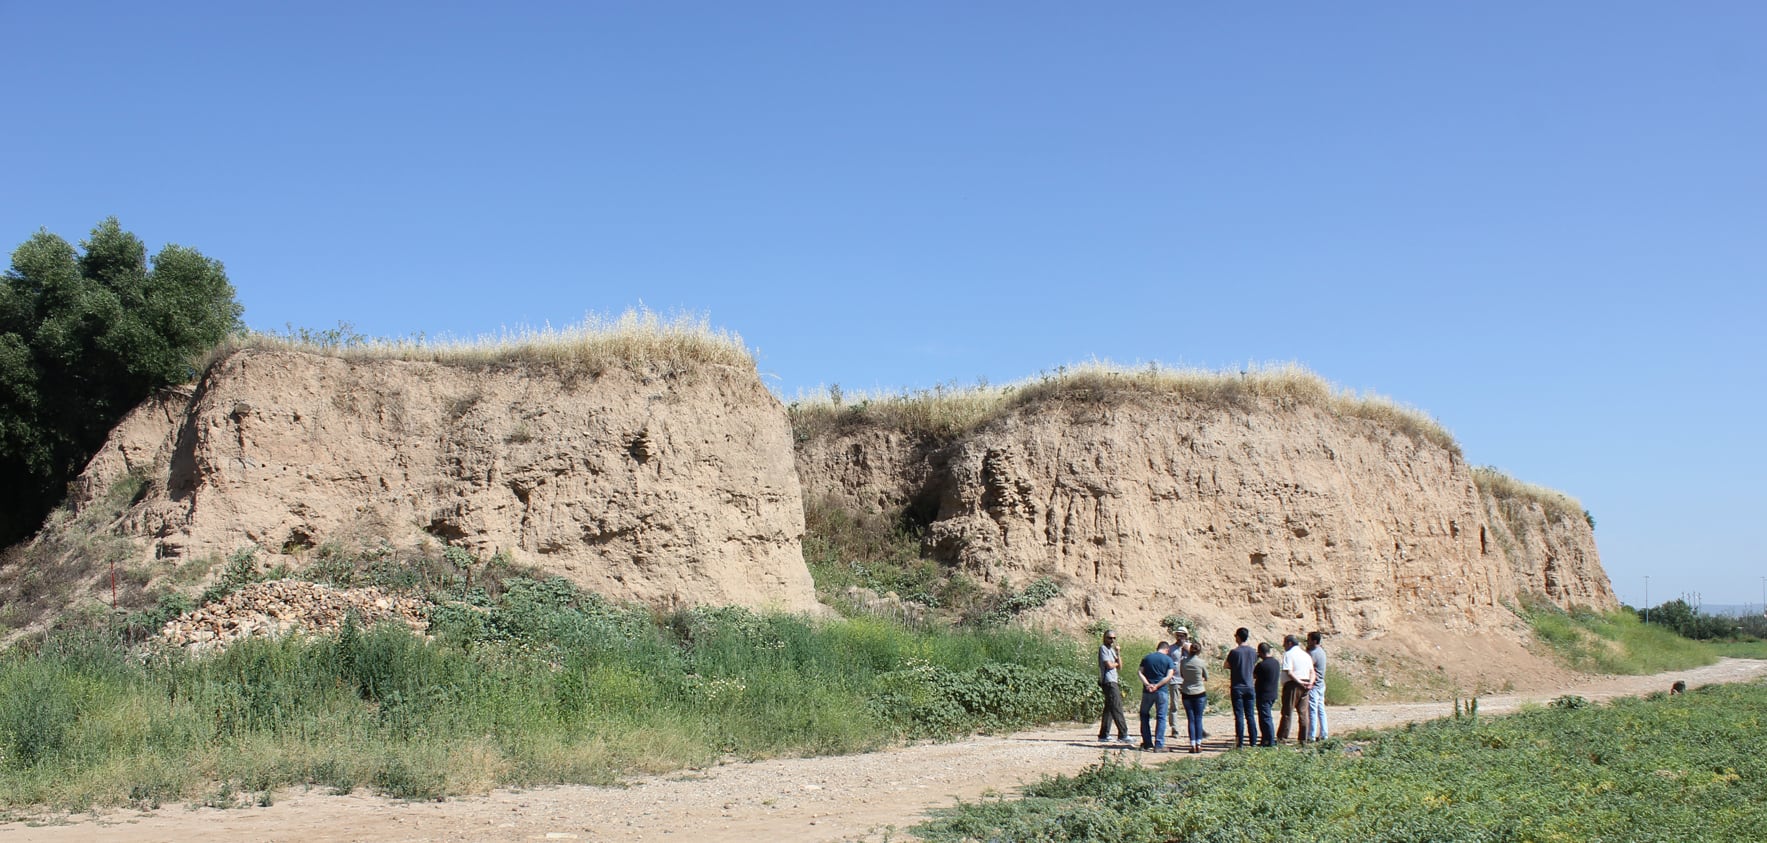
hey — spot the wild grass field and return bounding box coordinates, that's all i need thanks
[0,578,1093,812]
[788,360,1462,455]
[918,679,1767,842]
[214,308,754,376]
[1518,596,1717,676]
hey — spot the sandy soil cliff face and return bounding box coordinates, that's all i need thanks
[72,348,819,613]
[796,393,1614,640]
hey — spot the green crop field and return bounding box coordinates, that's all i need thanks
[918,679,1767,843]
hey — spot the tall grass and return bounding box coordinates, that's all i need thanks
[0,471,153,637]
[0,578,1092,811]
[1473,466,1587,527]
[205,308,753,378]
[1519,597,1715,675]
[789,361,1459,455]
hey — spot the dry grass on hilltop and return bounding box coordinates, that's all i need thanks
[207,308,753,377]
[788,361,1461,455]
[1472,465,1588,527]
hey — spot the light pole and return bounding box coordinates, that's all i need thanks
[1644,575,1650,625]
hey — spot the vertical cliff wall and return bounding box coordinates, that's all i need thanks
[65,347,820,613]
[794,383,1613,640]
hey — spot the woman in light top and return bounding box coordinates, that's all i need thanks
[1177,641,1210,754]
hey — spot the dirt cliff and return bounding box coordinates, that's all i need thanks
[793,371,1614,652]
[61,345,819,614]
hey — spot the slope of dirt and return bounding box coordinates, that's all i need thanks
[5,659,1759,843]
[52,347,819,614]
[796,390,1611,647]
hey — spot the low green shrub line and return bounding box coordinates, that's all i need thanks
[919,679,1767,842]
[0,578,1092,811]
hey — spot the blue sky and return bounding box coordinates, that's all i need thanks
[4,2,1762,609]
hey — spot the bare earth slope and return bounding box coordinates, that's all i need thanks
[797,389,1612,649]
[6,659,1759,843]
[66,347,819,613]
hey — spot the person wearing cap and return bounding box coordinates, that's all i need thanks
[1096,629,1131,744]
[1166,626,1190,739]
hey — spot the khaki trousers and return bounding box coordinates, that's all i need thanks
[1276,679,1311,743]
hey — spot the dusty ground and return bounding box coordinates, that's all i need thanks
[4,658,1762,843]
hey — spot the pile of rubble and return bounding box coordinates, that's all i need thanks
[154,579,431,653]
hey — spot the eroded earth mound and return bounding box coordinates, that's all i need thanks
[63,346,819,615]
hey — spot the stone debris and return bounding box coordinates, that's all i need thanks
[153,579,429,653]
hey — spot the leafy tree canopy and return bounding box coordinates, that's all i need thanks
[0,217,243,544]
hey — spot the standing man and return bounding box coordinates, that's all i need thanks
[1253,642,1280,746]
[1306,630,1329,742]
[1096,629,1131,744]
[1275,634,1315,744]
[1167,626,1190,739]
[1223,627,1259,748]
[1137,640,1176,751]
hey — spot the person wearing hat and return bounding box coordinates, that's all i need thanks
[1167,626,1190,738]
[1096,629,1131,744]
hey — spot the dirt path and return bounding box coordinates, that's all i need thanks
[5,658,1762,843]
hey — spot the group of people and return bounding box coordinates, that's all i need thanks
[1096,626,1328,752]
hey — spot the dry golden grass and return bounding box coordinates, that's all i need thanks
[206,308,753,377]
[1473,466,1587,527]
[789,361,1461,455]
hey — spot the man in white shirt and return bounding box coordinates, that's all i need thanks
[1275,634,1314,744]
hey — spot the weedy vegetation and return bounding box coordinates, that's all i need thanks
[788,361,1460,456]
[917,679,1767,842]
[0,576,1093,811]
[209,308,753,379]
[1473,466,1590,529]
[1517,594,1716,675]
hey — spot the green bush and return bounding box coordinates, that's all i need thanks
[0,218,243,546]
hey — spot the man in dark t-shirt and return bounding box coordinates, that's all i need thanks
[1136,642,1176,750]
[1252,642,1281,747]
[1223,627,1260,748]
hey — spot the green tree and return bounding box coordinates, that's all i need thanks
[0,218,243,544]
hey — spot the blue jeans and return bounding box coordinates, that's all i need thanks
[1230,686,1258,747]
[1182,693,1207,744]
[1308,680,1328,740]
[1255,696,1276,746]
[1139,688,1170,748]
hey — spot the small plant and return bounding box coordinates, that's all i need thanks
[1549,694,1589,710]
[198,546,265,605]
[970,577,1062,627]
[1159,614,1198,640]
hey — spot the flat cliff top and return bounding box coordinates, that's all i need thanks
[789,361,1461,455]
[214,308,754,378]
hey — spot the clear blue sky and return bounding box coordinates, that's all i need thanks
[5,2,1762,609]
